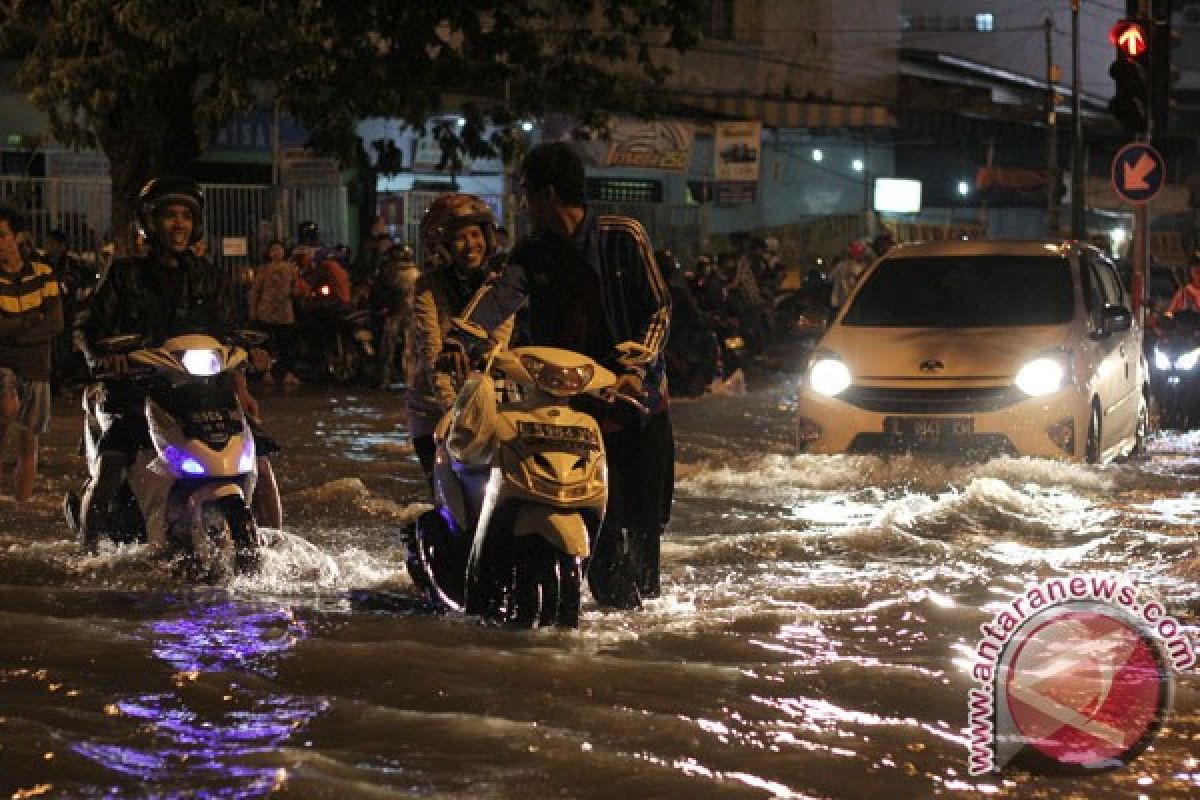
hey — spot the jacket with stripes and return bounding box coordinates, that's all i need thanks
[455,209,671,412]
[0,256,64,381]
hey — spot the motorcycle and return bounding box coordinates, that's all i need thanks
[1150,309,1200,429]
[404,336,616,628]
[298,283,376,385]
[64,333,265,578]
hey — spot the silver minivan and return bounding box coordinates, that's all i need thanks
[795,240,1148,462]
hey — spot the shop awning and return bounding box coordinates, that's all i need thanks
[670,91,896,130]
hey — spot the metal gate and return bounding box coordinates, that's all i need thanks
[0,175,111,257]
[203,183,348,270]
[0,176,348,271]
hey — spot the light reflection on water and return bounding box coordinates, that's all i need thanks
[5,386,1200,798]
[73,602,321,798]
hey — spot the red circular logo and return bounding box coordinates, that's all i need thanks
[1003,608,1169,770]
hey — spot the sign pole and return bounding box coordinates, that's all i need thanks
[1110,141,1165,325]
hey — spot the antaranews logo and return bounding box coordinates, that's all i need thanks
[967,574,1196,775]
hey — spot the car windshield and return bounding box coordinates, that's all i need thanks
[842,254,1074,327]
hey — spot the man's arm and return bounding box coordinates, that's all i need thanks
[75,260,127,367]
[600,217,671,370]
[13,293,63,345]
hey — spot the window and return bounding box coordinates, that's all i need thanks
[975,13,995,32]
[843,255,1074,327]
[586,178,663,203]
[707,0,735,40]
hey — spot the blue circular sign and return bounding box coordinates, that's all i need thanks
[1111,143,1165,205]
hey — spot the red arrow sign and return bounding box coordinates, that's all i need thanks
[1110,21,1148,57]
[1117,26,1147,57]
[1122,152,1157,190]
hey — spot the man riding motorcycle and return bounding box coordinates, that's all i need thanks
[74,176,280,551]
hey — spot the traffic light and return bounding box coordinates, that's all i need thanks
[1150,3,1181,133]
[1108,19,1151,135]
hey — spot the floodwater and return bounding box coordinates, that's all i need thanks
[1,369,1197,799]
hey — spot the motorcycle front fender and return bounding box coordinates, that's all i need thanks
[513,505,589,557]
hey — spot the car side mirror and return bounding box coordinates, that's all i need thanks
[1096,305,1132,337]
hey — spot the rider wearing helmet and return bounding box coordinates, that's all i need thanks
[406,193,512,489]
[75,176,278,550]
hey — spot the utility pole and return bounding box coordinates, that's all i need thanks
[1071,0,1085,238]
[1045,17,1060,236]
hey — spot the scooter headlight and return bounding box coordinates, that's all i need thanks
[1176,348,1200,371]
[1154,347,1171,371]
[808,357,852,397]
[519,354,594,396]
[1015,357,1065,397]
[181,349,222,376]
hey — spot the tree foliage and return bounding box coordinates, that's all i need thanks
[0,0,703,245]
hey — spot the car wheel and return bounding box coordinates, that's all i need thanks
[1085,403,1102,464]
[1133,394,1149,457]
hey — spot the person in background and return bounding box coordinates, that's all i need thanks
[829,239,871,310]
[248,239,304,386]
[43,228,93,388]
[373,243,419,389]
[0,205,63,503]
[494,225,511,255]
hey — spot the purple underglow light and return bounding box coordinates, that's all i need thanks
[72,603,323,798]
[164,444,206,476]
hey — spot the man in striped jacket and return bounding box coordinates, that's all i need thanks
[445,142,674,609]
[0,205,63,503]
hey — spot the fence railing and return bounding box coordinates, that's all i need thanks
[0,176,348,272]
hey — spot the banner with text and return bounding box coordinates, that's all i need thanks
[605,120,694,171]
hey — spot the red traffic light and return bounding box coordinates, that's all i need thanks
[1109,20,1148,58]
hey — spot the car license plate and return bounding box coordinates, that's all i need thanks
[884,416,974,442]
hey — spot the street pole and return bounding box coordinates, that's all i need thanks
[1045,16,1060,236]
[1135,0,1152,325]
[1071,0,1085,238]
[272,100,286,241]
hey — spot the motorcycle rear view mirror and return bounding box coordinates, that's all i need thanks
[230,329,269,347]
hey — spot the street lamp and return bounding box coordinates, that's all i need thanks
[957,180,970,197]
[852,158,865,172]
[812,148,824,162]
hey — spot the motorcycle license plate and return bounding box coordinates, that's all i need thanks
[884,416,973,443]
[516,421,600,451]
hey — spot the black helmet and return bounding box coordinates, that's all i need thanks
[137,176,205,244]
[297,220,321,246]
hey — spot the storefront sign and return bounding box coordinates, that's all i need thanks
[605,120,693,171]
[714,121,761,182]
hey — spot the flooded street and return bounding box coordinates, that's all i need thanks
[1,367,1198,799]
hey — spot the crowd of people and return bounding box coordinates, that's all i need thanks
[0,142,677,610]
[0,141,897,612]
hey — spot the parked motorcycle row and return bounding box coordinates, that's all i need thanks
[661,252,833,398]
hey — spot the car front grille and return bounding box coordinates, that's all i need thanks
[840,385,1024,414]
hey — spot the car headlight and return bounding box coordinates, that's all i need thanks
[1176,348,1200,371]
[1154,348,1171,371]
[808,358,852,397]
[181,348,222,376]
[1015,357,1065,396]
